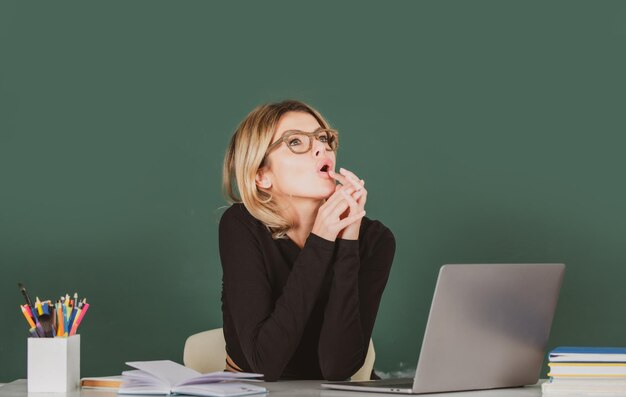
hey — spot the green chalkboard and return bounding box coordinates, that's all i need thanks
[2,0,626,382]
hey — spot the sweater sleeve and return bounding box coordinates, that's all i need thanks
[219,208,336,381]
[317,222,396,380]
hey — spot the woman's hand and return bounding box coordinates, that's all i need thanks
[311,178,366,242]
[330,168,368,240]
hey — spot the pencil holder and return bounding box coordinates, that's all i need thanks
[27,335,80,392]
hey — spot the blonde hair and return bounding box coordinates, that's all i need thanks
[222,99,332,239]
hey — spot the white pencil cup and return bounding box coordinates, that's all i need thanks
[27,335,80,392]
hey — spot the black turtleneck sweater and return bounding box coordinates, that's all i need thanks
[219,203,395,381]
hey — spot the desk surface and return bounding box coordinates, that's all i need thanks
[0,379,543,397]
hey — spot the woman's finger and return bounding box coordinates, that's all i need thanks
[353,189,364,202]
[330,169,363,191]
[329,197,350,221]
[340,168,364,191]
[323,184,353,207]
[327,186,360,221]
[338,167,361,179]
[329,170,350,186]
[336,210,366,230]
[323,187,354,216]
[341,189,360,214]
[355,187,367,207]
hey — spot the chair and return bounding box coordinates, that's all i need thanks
[183,328,227,374]
[183,328,376,381]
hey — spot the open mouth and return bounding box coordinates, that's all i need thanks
[320,164,329,172]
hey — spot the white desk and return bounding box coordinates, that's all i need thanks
[0,379,543,397]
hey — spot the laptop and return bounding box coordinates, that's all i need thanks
[322,263,565,394]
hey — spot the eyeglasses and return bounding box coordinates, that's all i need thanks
[264,128,339,159]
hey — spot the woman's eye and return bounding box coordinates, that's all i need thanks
[319,135,329,143]
[288,138,302,146]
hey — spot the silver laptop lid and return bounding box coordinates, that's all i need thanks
[413,263,564,394]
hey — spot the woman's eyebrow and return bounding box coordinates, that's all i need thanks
[281,127,323,135]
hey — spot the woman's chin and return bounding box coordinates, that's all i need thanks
[320,185,338,199]
[305,189,335,201]
[287,182,337,201]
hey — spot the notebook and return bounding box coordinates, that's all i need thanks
[322,263,565,394]
[117,360,266,397]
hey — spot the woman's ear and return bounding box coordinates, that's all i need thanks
[255,169,272,189]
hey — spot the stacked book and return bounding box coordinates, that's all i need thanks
[543,347,626,395]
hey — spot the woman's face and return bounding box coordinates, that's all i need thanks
[258,111,337,201]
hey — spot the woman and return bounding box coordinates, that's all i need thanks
[220,99,395,381]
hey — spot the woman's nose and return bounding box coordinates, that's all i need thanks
[312,138,326,156]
